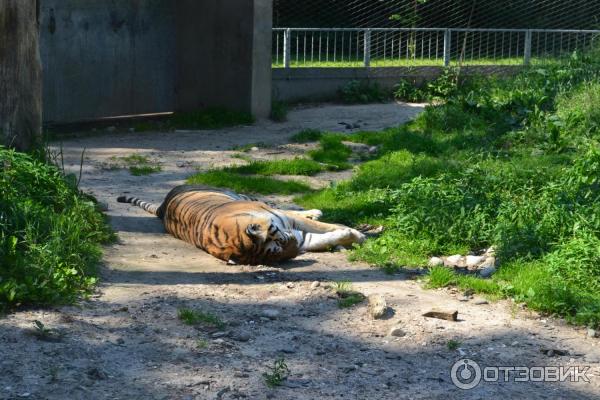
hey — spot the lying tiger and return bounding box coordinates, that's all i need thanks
[117,185,365,265]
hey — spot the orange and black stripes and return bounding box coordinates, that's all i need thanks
[118,185,301,265]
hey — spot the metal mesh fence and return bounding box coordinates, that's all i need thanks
[272,0,600,68]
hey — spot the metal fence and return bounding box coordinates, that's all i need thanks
[273,28,600,68]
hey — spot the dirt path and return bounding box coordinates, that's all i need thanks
[1,103,599,400]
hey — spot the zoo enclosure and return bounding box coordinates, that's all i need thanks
[273,27,600,68]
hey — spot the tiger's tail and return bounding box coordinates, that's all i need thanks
[117,195,159,216]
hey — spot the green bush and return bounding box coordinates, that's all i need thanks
[339,80,389,104]
[298,53,600,326]
[0,148,114,308]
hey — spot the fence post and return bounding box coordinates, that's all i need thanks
[364,29,371,67]
[443,29,451,67]
[524,29,532,66]
[283,28,292,69]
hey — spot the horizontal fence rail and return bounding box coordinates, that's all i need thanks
[273,28,600,68]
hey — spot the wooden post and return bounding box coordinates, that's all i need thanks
[0,0,42,151]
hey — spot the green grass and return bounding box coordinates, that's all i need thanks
[447,339,462,351]
[272,56,547,69]
[110,154,161,176]
[271,101,289,122]
[308,134,353,169]
[129,107,254,133]
[0,148,114,309]
[177,308,225,329]
[333,281,366,308]
[168,107,254,130]
[187,170,312,195]
[263,357,290,388]
[290,129,324,143]
[224,158,328,176]
[296,51,600,327]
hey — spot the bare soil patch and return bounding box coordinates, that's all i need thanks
[1,103,599,399]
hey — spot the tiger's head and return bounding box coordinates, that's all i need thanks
[226,219,301,265]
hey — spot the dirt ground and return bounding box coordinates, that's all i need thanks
[1,102,599,400]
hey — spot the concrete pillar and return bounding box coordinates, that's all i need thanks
[176,0,272,118]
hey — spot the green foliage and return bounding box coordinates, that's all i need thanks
[270,101,289,122]
[393,79,428,102]
[0,148,114,308]
[298,53,600,326]
[263,357,290,388]
[447,339,462,351]
[187,170,312,195]
[225,158,327,176]
[177,308,225,329]
[169,107,254,130]
[339,80,389,104]
[110,154,161,176]
[308,134,352,169]
[333,281,366,308]
[291,129,324,143]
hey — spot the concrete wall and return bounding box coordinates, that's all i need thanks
[40,0,176,123]
[272,66,523,103]
[40,0,272,124]
[176,0,272,118]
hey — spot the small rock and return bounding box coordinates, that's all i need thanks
[234,372,249,378]
[310,281,321,289]
[116,338,125,345]
[445,255,463,267]
[279,347,297,354]
[250,146,259,152]
[261,309,280,319]
[422,309,458,321]
[368,146,379,154]
[465,255,485,269]
[286,282,295,289]
[474,299,489,305]
[428,257,444,267]
[389,326,406,337]
[458,296,470,302]
[587,328,598,338]
[211,331,228,339]
[368,295,388,319]
[231,330,251,342]
[479,265,497,278]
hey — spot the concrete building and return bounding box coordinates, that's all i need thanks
[39,0,272,123]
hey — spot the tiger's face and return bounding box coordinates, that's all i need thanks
[241,220,300,264]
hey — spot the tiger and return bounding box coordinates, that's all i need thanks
[117,185,365,265]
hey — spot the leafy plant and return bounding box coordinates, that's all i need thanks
[270,101,289,122]
[339,80,389,104]
[291,129,323,143]
[333,281,366,308]
[447,339,462,350]
[263,357,290,388]
[177,308,225,329]
[0,148,114,308]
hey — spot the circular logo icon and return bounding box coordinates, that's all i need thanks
[451,359,482,390]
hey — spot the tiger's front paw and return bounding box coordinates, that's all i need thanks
[303,209,323,220]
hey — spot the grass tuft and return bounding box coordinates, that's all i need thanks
[263,357,290,388]
[1,148,114,308]
[291,129,324,143]
[177,308,225,329]
[187,170,311,195]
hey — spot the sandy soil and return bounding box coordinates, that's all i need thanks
[1,102,599,400]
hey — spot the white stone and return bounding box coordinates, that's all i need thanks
[428,257,444,267]
[445,255,463,266]
[465,255,485,268]
[311,281,321,289]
